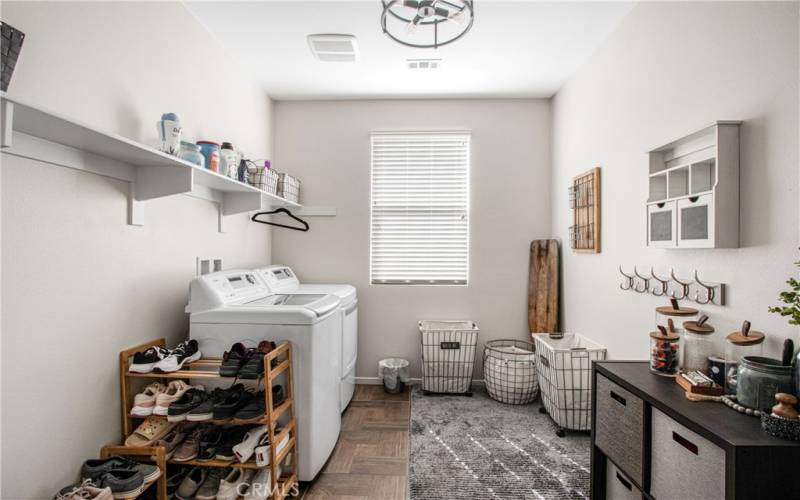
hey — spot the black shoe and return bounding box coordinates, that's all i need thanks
[238,341,276,379]
[215,426,253,461]
[214,386,254,420]
[165,467,191,496]
[168,389,209,422]
[219,342,248,377]
[129,346,169,373]
[156,339,201,373]
[272,385,286,407]
[196,427,224,461]
[187,385,242,422]
[233,391,266,423]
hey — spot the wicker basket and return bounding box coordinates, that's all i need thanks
[277,173,301,203]
[247,166,279,195]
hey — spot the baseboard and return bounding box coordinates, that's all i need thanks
[355,376,485,386]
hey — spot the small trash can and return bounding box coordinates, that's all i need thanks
[379,358,409,394]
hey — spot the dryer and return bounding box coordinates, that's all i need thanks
[256,265,358,412]
[187,269,341,481]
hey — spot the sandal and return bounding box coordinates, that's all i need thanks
[124,416,176,447]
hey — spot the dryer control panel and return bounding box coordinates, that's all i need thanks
[188,270,269,313]
[257,265,300,294]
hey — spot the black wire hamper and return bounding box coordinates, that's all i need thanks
[483,339,539,404]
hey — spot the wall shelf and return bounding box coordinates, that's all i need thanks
[0,93,301,232]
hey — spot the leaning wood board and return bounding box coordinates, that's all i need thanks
[528,239,559,334]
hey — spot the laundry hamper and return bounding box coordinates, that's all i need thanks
[420,320,479,395]
[483,340,539,404]
[532,333,607,436]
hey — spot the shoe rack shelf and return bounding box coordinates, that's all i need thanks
[118,338,299,500]
[98,445,166,500]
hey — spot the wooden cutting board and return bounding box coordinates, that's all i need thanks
[528,239,559,334]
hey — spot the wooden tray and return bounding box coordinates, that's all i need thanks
[675,372,724,396]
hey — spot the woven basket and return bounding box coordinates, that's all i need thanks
[277,173,301,203]
[248,166,279,195]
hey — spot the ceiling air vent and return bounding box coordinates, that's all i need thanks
[407,58,442,70]
[307,34,359,62]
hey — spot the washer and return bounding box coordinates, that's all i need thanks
[187,269,342,481]
[256,265,358,412]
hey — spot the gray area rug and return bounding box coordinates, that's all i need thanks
[410,385,590,500]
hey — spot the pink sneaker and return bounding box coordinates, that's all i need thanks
[130,382,166,417]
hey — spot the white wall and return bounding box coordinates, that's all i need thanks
[272,99,551,380]
[1,2,273,497]
[551,2,800,360]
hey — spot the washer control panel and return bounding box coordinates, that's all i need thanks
[256,265,300,294]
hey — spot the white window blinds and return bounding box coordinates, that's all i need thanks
[370,132,470,285]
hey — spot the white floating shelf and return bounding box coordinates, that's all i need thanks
[0,92,300,231]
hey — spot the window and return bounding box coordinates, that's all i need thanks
[370,131,470,285]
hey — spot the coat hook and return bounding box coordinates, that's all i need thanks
[619,265,635,291]
[650,267,670,296]
[633,266,651,293]
[670,268,693,300]
[693,269,715,305]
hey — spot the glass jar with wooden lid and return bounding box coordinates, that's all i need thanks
[724,320,765,395]
[682,314,715,373]
[650,324,681,377]
[655,298,699,331]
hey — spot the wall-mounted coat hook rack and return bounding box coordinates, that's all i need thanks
[618,265,726,306]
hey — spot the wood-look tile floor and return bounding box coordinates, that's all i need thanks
[297,385,410,500]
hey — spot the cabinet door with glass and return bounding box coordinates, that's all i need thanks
[677,194,714,248]
[647,201,676,248]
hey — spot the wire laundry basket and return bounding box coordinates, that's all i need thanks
[419,320,479,395]
[483,339,539,404]
[277,172,301,204]
[248,165,280,194]
[533,333,607,436]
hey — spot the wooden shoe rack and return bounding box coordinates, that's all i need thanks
[112,338,299,499]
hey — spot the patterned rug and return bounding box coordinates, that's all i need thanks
[410,385,591,500]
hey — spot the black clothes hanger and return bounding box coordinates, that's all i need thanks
[251,208,309,232]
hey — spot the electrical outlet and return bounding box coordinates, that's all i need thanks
[196,257,223,275]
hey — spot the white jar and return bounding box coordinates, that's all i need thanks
[681,314,715,373]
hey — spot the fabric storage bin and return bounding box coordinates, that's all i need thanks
[248,165,279,194]
[419,320,478,395]
[606,459,643,500]
[594,374,644,485]
[483,340,538,404]
[650,407,725,500]
[533,333,607,434]
[277,172,301,203]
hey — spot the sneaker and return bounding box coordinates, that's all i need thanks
[272,385,286,407]
[156,339,201,373]
[130,382,166,417]
[255,428,291,467]
[94,470,145,499]
[165,467,191,497]
[175,467,206,500]
[124,416,176,447]
[55,479,113,500]
[214,386,254,420]
[172,425,208,463]
[188,385,242,422]
[216,468,254,500]
[153,423,189,460]
[168,388,210,422]
[215,425,253,461]
[233,391,266,423]
[244,465,278,500]
[153,380,195,416]
[233,425,268,463]
[194,467,227,500]
[238,342,276,379]
[129,346,169,373]
[219,342,248,377]
[197,427,224,461]
[81,456,160,484]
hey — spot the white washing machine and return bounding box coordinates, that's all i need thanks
[256,265,358,412]
[187,269,342,481]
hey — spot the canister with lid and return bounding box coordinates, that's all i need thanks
[737,356,793,410]
[197,141,221,173]
[682,314,715,373]
[724,320,765,395]
[650,324,681,377]
[655,298,698,329]
[220,142,239,179]
[179,141,205,167]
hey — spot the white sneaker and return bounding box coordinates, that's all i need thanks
[156,340,201,373]
[244,466,280,500]
[254,429,291,467]
[216,468,254,500]
[233,425,268,463]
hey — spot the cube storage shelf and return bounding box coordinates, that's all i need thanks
[646,121,741,249]
[112,338,299,500]
[0,92,301,232]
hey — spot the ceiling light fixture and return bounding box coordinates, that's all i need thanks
[380,0,474,49]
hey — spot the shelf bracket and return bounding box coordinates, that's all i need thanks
[128,184,145,226]
[1,100,12,148]
[223,191,263,216]
[135,166,193,201]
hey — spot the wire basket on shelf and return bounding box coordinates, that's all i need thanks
[277,172,301,204]
[248,165,279,194]
[532,333,607,436]
[483,339,539,404]
[419,320,479,395]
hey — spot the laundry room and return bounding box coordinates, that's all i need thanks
[1,1,799,500]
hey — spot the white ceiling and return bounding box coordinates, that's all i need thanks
[186,1,635,100]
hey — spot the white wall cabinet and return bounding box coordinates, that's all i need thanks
[646,121,740,249]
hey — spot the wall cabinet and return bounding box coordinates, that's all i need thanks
[646,122,740,248]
